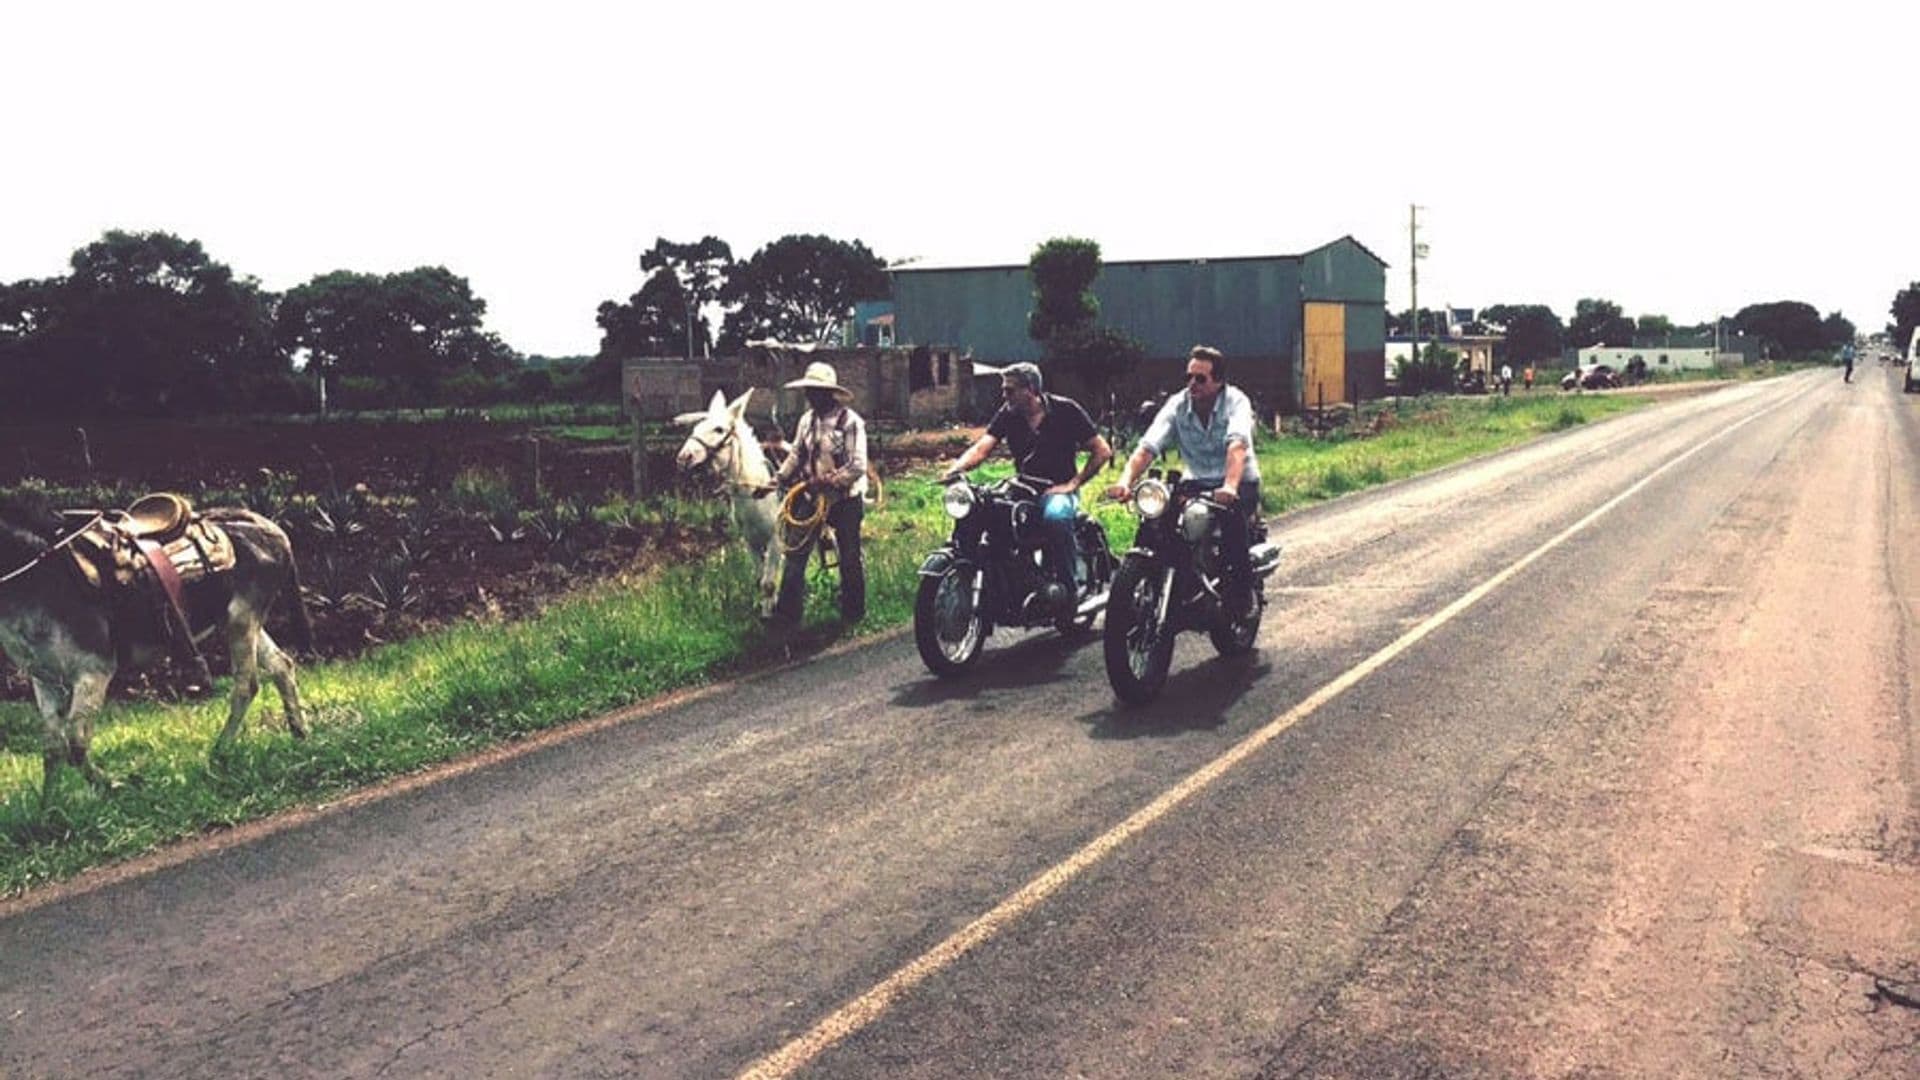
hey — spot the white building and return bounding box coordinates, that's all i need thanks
[1576,346,1733,373]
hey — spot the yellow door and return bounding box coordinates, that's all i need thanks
[1303,302,1347,407]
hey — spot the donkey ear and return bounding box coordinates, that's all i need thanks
[707,389,727,415]
[727,388,755,419]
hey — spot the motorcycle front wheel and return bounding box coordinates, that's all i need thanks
[915,565,986,677]
[1104,555,1175,704]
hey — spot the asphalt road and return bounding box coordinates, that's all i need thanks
[3,368,1917,1078]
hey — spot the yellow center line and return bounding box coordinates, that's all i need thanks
[740,383,1800,1079]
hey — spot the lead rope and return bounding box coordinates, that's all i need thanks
[0,513,104,586]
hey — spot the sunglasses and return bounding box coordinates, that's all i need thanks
[1186,372,1213,384]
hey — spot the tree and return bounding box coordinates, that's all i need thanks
[1732,301,1828,359]
[1635,314,1674,340]
[596,271,700,358]
[1025,237,1143,395]
[278,266,506,396]
[1388,307,1449,338]
[1820,311,1856,352]
[719,234,889,349]
[1889,282,1920,352]
[639,236,732,359]
[1567,298,1634,349]
[1027,237,1102,344]
[1479,303,1565,364]
[5,230,286,416]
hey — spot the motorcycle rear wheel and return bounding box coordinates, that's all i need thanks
[1104,555,1175,704]
[915,566,986,677]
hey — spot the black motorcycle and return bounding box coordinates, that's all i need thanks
[1103,472,1283,704]
[914,474,1118,677]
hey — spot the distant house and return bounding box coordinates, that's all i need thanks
[888,236,1388,414]
[623,345,975,428]
[1577,346,1728,373]
[1385,333,1503,381]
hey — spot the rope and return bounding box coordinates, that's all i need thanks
[778,484,831,556]
[0,513,104,587]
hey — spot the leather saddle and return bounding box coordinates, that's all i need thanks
[123,492,192,543]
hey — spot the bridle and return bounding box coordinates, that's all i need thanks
[0,512,103,588]
[681,420,739,471]
[682,419,774,498]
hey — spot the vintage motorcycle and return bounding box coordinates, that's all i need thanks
[914,474,1117,677]
[1103,471,1283,704]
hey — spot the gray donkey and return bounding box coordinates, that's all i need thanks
[0,493,310,804]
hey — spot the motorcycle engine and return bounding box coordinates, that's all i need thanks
[1179,499,1215,545]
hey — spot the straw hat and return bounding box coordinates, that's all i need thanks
[784,361,853,401]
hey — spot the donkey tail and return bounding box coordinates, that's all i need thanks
[283,554,315,656]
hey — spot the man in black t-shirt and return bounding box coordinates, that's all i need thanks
[942,363,1114,611]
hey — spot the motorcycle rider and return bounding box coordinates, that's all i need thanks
[941,362,1113,614]
[1105,345,1262,617]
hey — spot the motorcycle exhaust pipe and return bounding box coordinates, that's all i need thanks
[1250,541,1283,578]
[1075,592,1108,619]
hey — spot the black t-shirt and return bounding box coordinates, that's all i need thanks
[985,393,1098,485]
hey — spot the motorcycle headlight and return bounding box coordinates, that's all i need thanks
[1134,479,1170,519]
[942,483,976,520]
[1180,499,1215,544]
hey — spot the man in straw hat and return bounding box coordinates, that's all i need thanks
[771,361,869,624]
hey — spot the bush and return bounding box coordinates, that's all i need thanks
[449,467,519,519]
[1395,345,1459,395]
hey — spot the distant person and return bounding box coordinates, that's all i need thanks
[1499,362,1514,397]
[1843,343,1856,383]
[1523,364,1535,391]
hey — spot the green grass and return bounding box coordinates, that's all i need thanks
[536,424,628,443]
[0,391,1652,896]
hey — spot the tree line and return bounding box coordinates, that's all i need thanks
[0,229,894,419]
[1388,297,1861,367]
[592,235,890,360]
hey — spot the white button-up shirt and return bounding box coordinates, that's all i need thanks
[1136,385,1261,484]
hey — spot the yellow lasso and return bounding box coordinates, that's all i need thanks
[779,484,830,555]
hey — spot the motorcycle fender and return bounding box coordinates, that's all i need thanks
[918,548,968,578]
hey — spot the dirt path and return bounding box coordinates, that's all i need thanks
[1267,372,1920,1077]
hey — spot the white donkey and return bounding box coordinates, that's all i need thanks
[675,389,782,617]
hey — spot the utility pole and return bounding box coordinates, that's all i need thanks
[1409,204,1429,364]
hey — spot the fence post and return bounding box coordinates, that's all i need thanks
[631,417,649,499]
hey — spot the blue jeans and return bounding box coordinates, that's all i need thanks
[1041,491,1079,589]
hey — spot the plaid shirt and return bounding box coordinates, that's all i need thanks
[775,404,869,498]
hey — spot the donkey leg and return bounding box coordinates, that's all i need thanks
[758,543,782,619]
[216,616,264,748]
[66,670,112,789]
[256,629,307,739]
[30,675,73,806]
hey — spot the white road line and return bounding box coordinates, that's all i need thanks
[739,383,1804,1079]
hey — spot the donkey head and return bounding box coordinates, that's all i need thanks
[675,389,754,473]
[0,490,63,564]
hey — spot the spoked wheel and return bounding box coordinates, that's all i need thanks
[1104,555,1175,704]
[1209,580,1264,657]
[915,565,986,677]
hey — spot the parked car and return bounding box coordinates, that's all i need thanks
[1560,364,1622,391]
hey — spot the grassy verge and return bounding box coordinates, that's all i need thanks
[0,391,1654,896]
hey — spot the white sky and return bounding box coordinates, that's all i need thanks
[6,1,1915,357]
